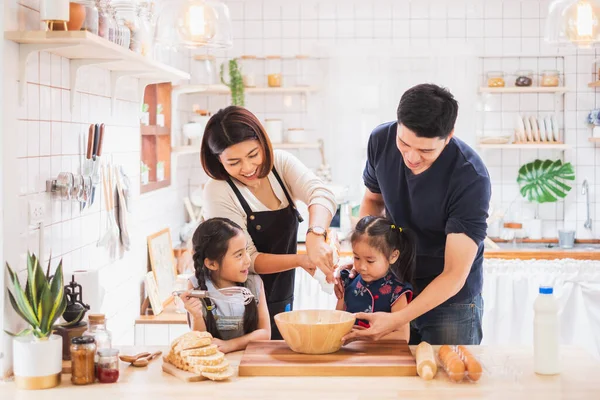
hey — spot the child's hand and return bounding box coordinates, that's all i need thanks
[212,338,233,354]
[334,279,345,300]
[180,290,204,318]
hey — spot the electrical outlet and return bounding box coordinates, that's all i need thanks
[28,200,45,225]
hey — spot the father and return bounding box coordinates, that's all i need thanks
[340,83,491,345]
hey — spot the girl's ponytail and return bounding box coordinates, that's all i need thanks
[192,237,222,339]
[390,227,416,288]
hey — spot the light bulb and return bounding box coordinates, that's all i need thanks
[188,4,215,40]
[576,1,594,36]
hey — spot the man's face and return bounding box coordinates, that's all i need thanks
[396,123,452,175]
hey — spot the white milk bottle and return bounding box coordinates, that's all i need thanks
[533,286,560,375]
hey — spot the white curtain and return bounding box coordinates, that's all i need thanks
[294,258,600,359]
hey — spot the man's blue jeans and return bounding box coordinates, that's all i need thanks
[409,293,484,345]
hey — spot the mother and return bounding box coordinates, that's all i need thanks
[200,106,337,339]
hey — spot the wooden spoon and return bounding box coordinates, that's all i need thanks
[119,352,151,363]
[132,351,163,367]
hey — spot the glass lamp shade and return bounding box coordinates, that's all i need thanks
[545,0,600,48]
[155,0,232,49]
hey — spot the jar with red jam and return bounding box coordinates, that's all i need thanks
[97,348,120,383]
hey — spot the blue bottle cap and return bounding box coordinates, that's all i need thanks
[539,286,553,294]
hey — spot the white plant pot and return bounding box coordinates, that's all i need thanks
[13,334,63,390]
[526,218,543,240]
[157,114,165,127]
[593,126,600,138]
[157,167,164,181]
[140,112,150,126]
[141,171,149,184]
[40,0,69,22]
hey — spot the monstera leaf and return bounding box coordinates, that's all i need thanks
[517,159,575,203]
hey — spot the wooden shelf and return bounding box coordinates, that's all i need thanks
[173,84,319,95]
[479,86,568,94]
[588,81,600,87]
[5,30,190,114]
[172,146,199,155]
[589,138,600,142]
[141,125,170,136]
[140,179,171,194]
[478,143,570,150]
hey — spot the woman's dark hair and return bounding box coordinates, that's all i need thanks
[191,217,258,338]
[397,83,458,139]
[350,216,416,287]
[200,106,274,180]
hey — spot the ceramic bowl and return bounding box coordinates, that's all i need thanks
[274,309,355,355]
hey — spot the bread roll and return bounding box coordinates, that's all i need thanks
[457,345,482,382]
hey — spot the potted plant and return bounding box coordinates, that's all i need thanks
[220,59,245,106]
[5,253,69,389]
[517,159,575,240]
[156,104,164,127]
[156,161,165,181]
[140,103,150,125]
[141,162,150,185]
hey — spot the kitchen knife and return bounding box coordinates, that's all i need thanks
[92,123,99,161]
[97,123,105,157]
[86,124,94,160]
[90,124,100,206]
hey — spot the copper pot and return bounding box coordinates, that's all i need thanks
[53,2,85,31]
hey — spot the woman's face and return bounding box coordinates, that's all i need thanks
[218,139,264,186]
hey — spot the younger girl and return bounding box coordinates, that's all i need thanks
[336,216,416,341]
[181,218,270,353]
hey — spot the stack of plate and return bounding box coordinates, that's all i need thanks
[514,114,560,143]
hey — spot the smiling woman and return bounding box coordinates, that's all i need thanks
[199,106,337,340]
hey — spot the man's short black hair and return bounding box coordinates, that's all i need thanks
[397,83,458,139]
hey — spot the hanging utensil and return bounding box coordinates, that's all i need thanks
[172,286,255,305]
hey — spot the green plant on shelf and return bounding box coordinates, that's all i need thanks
[157,104,163,114]
[5,252,78,339]
[517,159,575,203]
[220,59,245,107]
[142,103,149,113]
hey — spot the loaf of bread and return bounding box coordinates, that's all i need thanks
[457,345,482,382]
[438,345,465,383]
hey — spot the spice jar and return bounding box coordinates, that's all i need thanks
[515,70,533,87]
[113,0,141,52]
[71,336,96,385]
[84,314,112,365]
[97,0,115,40]
[541,70,560,87]
[267,55,282,88]
[240,55,258,88]
[75,0,99,34]
[487,71,505,87]
[137,1,154,57]
[97,348,120,383]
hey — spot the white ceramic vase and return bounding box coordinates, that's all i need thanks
[526,218,543,240]
[13,334,63,390]
[40,0,69,22]
[593,126,600,138]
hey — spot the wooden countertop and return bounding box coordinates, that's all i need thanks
[2,345,599,399]
[298,242,600,261]
[136,304,187,325]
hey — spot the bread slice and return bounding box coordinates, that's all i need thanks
[201,366,234,381]
[170,331,213,350]
[174,337,212,354]
[191,359,230,374]
[180,344,218,358]
[185,351,225,366]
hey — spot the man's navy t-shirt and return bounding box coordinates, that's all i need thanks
[363,122,491,303]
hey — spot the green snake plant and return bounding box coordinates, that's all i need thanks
[220,59,245,107]
[5,252,71,340]
[517,159,575,203]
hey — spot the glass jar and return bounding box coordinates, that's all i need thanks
[541,70,560,87]
[70,336,96,385]
[487,71,505,87]
[137,1,154,58]
[239,55,258,88]
[97,0,115,40]
[113,0,141,52]
[83,313,112,365]
[515,70,533,87]
[267,55,282,88]
[97,348,120,383]
[192,55,218,85]
[75,0,99,34]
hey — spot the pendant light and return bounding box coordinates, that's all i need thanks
[155,0,233,49]
[545,0,600,48]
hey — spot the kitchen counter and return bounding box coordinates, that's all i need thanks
[298,241,600,261]
[1,345,598,399]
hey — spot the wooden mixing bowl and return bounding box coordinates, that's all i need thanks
[274,310,355,354]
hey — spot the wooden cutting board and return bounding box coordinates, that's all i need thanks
[238,340,416,377]
[162,361,205,382]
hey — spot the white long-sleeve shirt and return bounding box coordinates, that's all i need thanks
[202,150,337,272]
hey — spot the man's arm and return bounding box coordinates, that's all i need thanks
[359,188,385,218]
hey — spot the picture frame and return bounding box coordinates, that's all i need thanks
[144,271,163,315]
[147,228,177,308]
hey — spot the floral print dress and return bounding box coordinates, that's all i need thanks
[340,269,413,327]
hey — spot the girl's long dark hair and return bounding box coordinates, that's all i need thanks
[350,216,416,287]
[191,217,258,338]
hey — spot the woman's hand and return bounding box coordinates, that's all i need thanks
[297,255,316,276]
[341,312,401,344]
[180,291,203,319]
[212,338,234,354]
[305,235,334,283]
